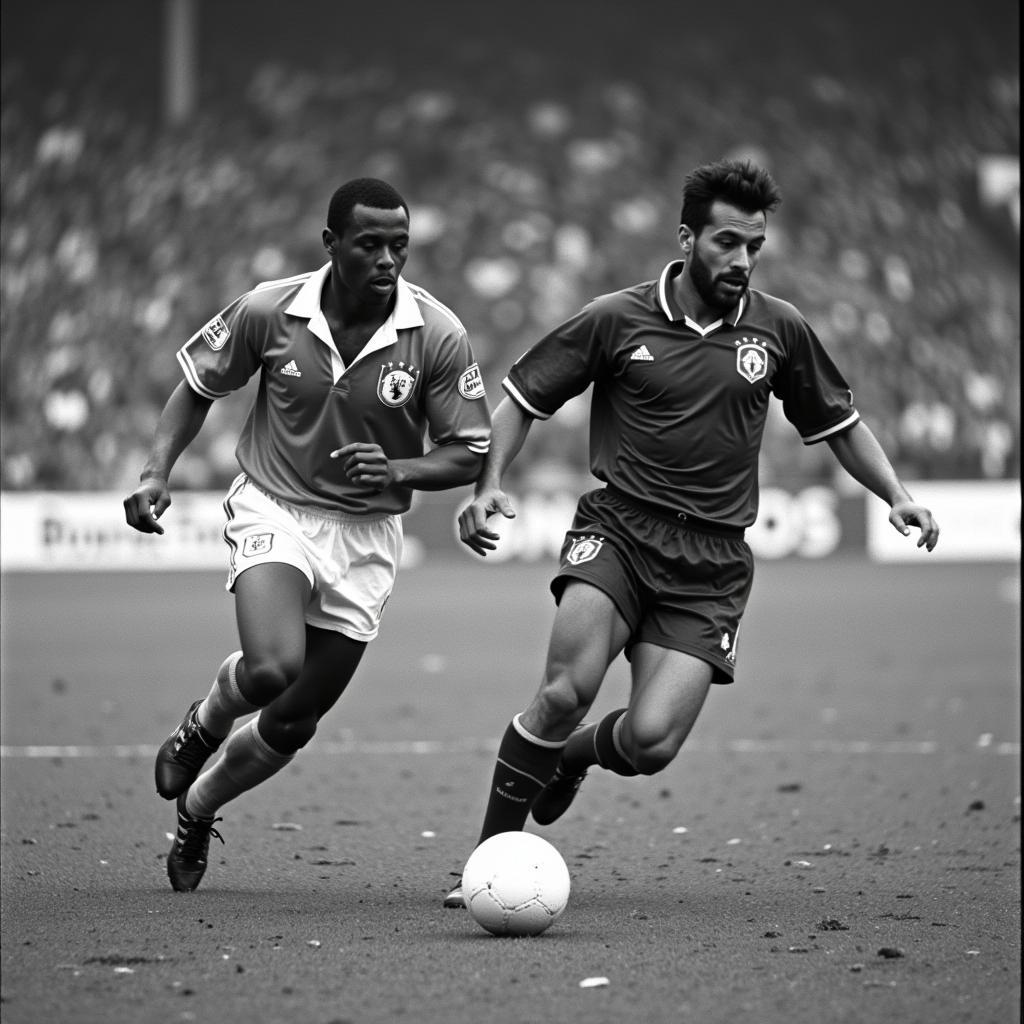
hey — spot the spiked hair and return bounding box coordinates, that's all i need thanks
[680,160,781,234]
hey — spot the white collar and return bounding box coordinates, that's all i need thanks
[657,259,746,335]
[285,263,425,329]
[285,264,425,379]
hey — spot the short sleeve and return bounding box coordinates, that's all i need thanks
[503,302,608,419]
[176,292,262,399]
[423,328,492,455]
[772,314,860,444]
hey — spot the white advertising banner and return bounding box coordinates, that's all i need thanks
[0,491,227,571]
[1,481,1018,571]
[865,480,1019,562]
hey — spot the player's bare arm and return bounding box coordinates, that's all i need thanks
[123,382,213,535]
[826,421,940,550]
[330,441,482,494]
[457,398,534,555]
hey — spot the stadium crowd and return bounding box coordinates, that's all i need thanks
[1,3,1018,494]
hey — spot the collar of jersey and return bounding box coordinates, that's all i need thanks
[285,263,426,379]
[657,260,746,337]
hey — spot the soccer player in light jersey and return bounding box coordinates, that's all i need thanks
[443,159,939,908]
[123,178,491,892]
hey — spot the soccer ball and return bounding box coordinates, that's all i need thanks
[462,831,571,936]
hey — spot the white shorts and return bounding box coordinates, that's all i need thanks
[222,474,403,642]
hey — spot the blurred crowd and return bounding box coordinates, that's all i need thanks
[1,4,1018,494]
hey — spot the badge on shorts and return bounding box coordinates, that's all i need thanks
[736,339,768,383]
[201,315,231,351]
[378,361,419,408]
[242,533,273,557]
[566,534,605,565]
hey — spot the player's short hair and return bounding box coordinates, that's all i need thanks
[327,178,409,234]
[679,160,782,235]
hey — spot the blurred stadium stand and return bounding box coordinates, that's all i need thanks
[1,0,1018,494]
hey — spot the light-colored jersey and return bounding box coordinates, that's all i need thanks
[504,260,858,528]
[177,264,491,515]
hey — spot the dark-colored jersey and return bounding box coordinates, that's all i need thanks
[177,264,491,515]
[503,260,858,528]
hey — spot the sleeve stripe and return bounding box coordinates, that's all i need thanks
[502,378,551,419]
[177,350,231,400]
[801,410,860,444]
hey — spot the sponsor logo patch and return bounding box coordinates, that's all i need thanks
[201,315,231,351]
[735,338,768,383]
[458,362,486,400]
[242,532,274,557]
[377,361,419,408]
[630,345,655,362]
[566,534,605,566]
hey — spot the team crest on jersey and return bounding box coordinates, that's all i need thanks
[201,315,230,351]
[377,361,419,408]
[242,532,273,557]
[736,339,768,383]
[458,362,486,400]
[566,534,605,566]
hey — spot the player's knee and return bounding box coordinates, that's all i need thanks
[259,710,318,754]
[626,734,679,776]
[533,681,588,729]
[242,655,302,705]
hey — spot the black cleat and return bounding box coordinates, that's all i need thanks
[442,880,466,909]
[155,700,222,799]
[167,794,223,893]
[531,767,589,825]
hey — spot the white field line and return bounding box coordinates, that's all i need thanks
[0,738,1018,759]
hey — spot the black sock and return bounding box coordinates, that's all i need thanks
[477,716,565,843]
[591,708,640,776]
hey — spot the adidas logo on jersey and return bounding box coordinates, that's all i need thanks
[281,360,302,377]
[630,345,654,362]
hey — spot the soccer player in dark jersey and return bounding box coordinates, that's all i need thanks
[442,159,939,908]
[123,178,491,892]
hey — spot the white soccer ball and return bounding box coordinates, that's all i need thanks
[462,831,571,936]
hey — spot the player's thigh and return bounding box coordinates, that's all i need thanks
[625,642,713,751]
[537,579,632,706]
[233,562,312,678]
[264,625,367,724]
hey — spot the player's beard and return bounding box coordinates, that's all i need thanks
[689,252,745,312]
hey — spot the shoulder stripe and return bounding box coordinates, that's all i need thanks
[405,282,467,334]
[252,272,313,293]
[801,411,860,445]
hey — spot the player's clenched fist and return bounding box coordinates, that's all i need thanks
[124,477,171,535]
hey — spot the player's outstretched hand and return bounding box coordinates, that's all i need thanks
[330,441,393,492]
[123,477,171,535]
[458,487,516,556]
[889,501,940,551]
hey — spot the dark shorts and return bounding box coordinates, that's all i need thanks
[551,488,754,684]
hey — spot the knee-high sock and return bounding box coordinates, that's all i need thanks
[477,714,566,843]
[561,707,639,777]
[185,718,293,819]
[196,651,260,740]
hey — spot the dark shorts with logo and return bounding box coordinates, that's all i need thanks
[551,488,754,684]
